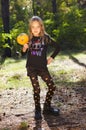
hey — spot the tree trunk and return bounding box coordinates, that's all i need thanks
[51,0,58,28]
[1,0,11,57]
[32,0,35,15]
[52,0,57,14]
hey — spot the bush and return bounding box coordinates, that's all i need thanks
[53,6,86,50]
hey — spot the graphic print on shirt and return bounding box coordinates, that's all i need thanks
[30,39,44,57]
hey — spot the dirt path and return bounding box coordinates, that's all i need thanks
[0,85,86,130]
[0,56,86,130]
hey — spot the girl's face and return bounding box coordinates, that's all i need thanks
[31,21,41,37]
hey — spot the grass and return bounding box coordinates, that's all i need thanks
[18,121,29,130]
[0,58,31,89]
[1,121,29,130]
[0,51,86,90]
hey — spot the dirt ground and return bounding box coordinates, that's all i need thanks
[0,56,86,130]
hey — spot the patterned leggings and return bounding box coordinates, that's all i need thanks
[27,67,56,110]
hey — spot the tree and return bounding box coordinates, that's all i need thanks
[32,0,35,15]
[1,0,11,57]
[52,0,57,14]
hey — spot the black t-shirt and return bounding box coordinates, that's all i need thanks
[26,34,60,69]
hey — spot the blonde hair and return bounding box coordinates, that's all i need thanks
[29,16,46,40]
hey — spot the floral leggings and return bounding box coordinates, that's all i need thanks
[27,66,56,110]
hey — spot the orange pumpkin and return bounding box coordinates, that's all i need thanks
[17,33,29,45]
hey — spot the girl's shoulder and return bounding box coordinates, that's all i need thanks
[44,33,50,39]
[43,33,51,44]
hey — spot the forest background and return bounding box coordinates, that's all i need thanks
[0,0,86,58]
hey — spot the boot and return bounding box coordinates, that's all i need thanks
[35,110,42,120]
[43,103,60,116]
[34,106,42,120]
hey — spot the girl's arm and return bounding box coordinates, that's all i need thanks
[46,34,60,59]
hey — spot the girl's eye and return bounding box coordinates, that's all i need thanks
[31,25,40,29]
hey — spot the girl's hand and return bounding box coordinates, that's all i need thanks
[47,57,54,65]
[22,43,29,52]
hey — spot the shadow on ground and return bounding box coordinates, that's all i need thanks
[0,78,86,130]
[0,52,86,130]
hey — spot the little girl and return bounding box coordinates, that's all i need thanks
[23,16,60,120]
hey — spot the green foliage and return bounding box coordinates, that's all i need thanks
[1,0,31,57]
[2,128,10,130]
[44,12,55,34]
[2,33,12,43]
[1,21,28,57]
[0,18,4,54]
[7,73,22,81]
[57,6,86,49]
[33,0,52,16]
[10,21,29,56]
[43,3,85,50]
[18,121,29,130]
[10,0,31,27]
